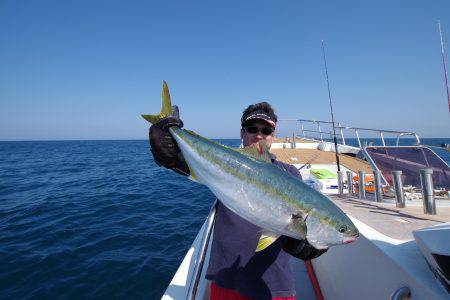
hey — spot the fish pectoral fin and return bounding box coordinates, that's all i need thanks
[255,230,280,252]
[183,159,202,183]
[288,213,307,239]
[188,174,199,182]
[188,168,202,183]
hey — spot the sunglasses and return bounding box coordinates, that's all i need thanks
[244,126,274,135]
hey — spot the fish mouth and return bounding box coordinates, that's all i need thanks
[343,236,358,244]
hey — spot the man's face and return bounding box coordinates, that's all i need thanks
[240,120,275,148]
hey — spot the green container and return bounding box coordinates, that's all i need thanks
[311,169,338,179]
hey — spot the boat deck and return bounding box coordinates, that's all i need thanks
[271,148,372,173]
[328,195,450,240]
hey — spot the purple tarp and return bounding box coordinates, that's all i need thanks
[365,146,450,189]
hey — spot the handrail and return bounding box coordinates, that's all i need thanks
[337,126,417,135]
[279,119,421,149]
[366,145,450,169]
[280,119,342,143]
[335,126,420,147]
[187,201,217,300]
[361,147,389,185]
[281,118,339,125]
[302,129,333,141]
[395,133,421,146]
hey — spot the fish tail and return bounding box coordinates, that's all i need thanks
[141,81,174,124]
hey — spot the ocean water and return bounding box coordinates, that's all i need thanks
[0,138,449,299]
[0,139,239,299]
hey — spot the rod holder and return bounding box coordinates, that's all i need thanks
[358,170,366,199]
[392,170,405,208]
[337,171,345,197]
[420,169,436,215]
[346,171,354,196]
[373,170,383,202]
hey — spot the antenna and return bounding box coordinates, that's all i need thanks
[321,40,341,171]
[438,21,450,113]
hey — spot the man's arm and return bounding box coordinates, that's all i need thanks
[149,107,190,176]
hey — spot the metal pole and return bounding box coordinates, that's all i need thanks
[358,170,366,199]
[292,132,296,149]
[337,170,345,197]
[347,171,354,196]
[392,170,405,208]
[414,134,421,145]
[380,132,386,147]
[373,170,383,202]
[318,123,323,141]
[420,169,436,215]
[339,123,346,145]
[355,130,362,148]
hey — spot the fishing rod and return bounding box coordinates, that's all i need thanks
[321,40,341,172]
[438,20,450,113]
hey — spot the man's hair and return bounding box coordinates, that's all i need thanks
[241,102,278,127]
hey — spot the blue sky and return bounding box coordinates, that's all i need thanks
[1,0,449,140]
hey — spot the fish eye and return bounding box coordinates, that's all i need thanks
[339,225,347,233]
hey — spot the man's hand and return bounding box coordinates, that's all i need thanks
[149,106,190,176]
[280,236,327,260]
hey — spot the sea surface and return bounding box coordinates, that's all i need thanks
[0,138,449,299]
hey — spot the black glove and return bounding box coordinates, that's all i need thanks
[280,236,327,260]
[149,106,190,176]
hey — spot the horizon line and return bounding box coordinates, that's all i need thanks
[1,137,449,143]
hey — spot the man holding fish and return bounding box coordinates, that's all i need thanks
[144,82,359,299]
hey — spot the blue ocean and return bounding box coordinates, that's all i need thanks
[0,138,449,299]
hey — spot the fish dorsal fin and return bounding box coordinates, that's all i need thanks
[237,141,271,162]
[255,230,280,252]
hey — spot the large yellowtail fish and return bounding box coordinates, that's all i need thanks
[142,81,359,251]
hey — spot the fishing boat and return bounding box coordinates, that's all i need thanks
[162,120,450,300]
[161,22,450,299]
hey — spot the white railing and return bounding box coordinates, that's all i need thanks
[280,119,421,148]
